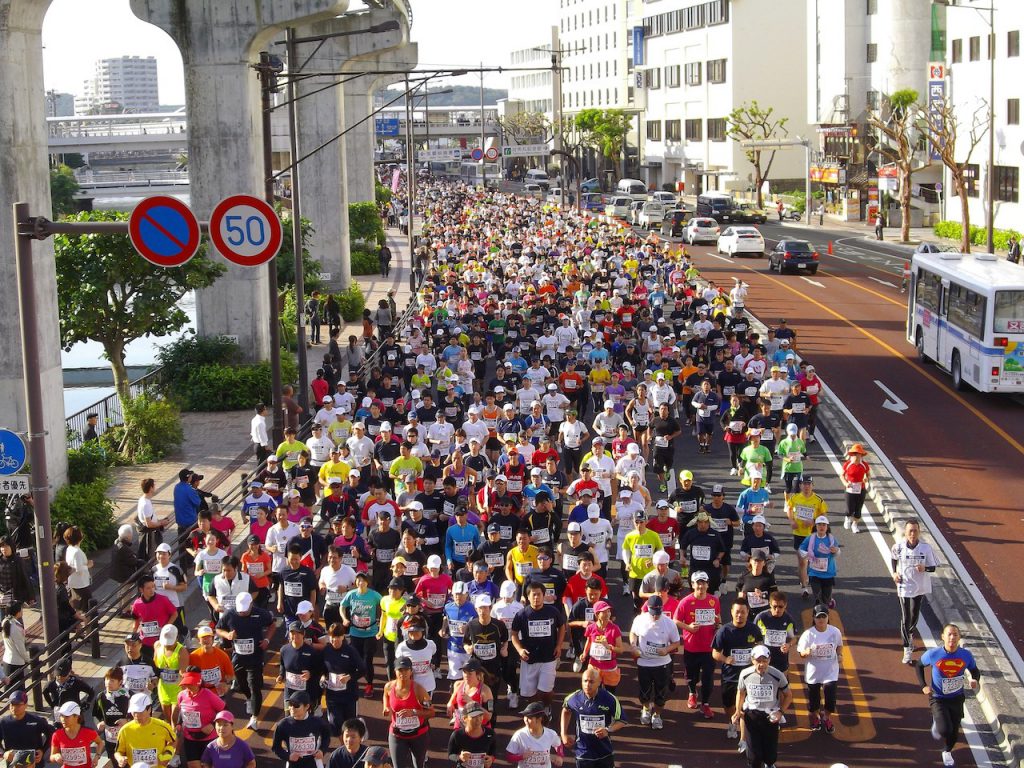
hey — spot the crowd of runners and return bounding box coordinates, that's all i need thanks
[0,177,980,768]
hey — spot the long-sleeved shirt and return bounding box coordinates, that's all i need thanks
[2,618,29,666]
[445,523,481,565]
[173,481,201,529]
[250,413,269,447]
[271,715,332,768]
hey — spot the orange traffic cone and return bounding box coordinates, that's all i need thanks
[828,241,833,255]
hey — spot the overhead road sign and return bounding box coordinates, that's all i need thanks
[209,194,283,268]
[0,429,27,476]
[417,148,462,162]
[501,144,550,157]
[128,195,202,267]
[375,118,400,136]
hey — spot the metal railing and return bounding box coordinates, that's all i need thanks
[65,367,164,448]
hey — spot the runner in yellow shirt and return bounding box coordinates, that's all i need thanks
[621,511,664,611]
[114,693,177,768]
[786,475,828,599]
[318,449,352,495]
[505,530,540,586]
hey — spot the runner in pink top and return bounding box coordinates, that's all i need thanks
[414,558,454,614]
[131,576,179,647]
[175,671,224,764]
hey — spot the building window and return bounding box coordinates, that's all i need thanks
[1009,30,1020,57]
[866,43,878,63]
[685,62,702,86]
[866,90,880,110]
[951,39,962,63]
[685,118,702,141]
[707,117,727,141]
[647,120,662,141]
[969,36,980,61]
[647,68,661,89]
[666,120,682,141]
[995,166,1019,202]
[987,32,995,59]
[1009,98,1020,126]
[706,0,729,25]
[707,58,727,84]
[685,5,704,28]
[961,163,980,197]
[665,65,681,88]
[867,0,877,14]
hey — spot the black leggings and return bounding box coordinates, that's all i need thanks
[728,442,744,471]
[684,650,715,705]
[810,576,835,606]
[806,680,837,713]
[325,694,359,736]
[899,595,926,648]
[425,612,445,667]
[931,695,965,752]
[349,636,379,684]
[389,731,428,768]
[234,665,264,717]
[382,637,398,680]
[845,490,866,520]
[743,709,780,768]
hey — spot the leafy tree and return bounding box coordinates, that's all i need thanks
[54,210,225,401]
[348,201,385,247]
[375,182,393,206]
[574,109,633,177]
[918,96,989,253]
[49,164,80,218]
[726,101,789,208]
[276,207,322,292]
[868,89,920,243]
[497,111,555,144]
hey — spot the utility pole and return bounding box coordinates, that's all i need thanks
[284,29,310,414]
[257,52,286,445]
[986,2,995,253]
[480,67,486,189]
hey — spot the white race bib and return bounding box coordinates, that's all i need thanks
[528,619,552,637]
[808,556,828,573]
[692,545,712,561]
[940,675,964,694]
[140,621,159,639]
[813,643,835,658]
[731,648,751,665]
[201,667,221,685]
[590,640,611,660]
[247,561,266,577]
[289,735,317,756]
[764,629,788,646]
[531,528,550,544]
[395,714,420,732]
[634,544,653,558]
[795,505,814,522]
[234,638,255,655]
[579,713,605,734]
[475,642,497,660]
[694,608,716,626]
[180,708,202,729]
[848,482,862,494]
[61,747,88,767]
[285,671,306,689]
[133,748,158,766]
[284,581,303,597]
[747,683,775,705]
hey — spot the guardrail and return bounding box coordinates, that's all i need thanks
[66,367,164,448]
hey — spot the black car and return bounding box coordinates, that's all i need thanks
[769,239,820,274]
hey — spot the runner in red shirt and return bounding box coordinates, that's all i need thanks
[646,500,681,562]
[841,443,871,534]
[673,571,722,718]
[51,703,103,768]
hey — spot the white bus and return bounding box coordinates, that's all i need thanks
[906,251,1024,392]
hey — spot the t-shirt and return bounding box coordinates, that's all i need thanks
[583,621,622,669]
[797,625,843,684]
[752,609,794,671]
[628,613,679,667]
[512,604,565,663]
[115,718,176,767]
[339,589,382,638]
[712,622,764,683]
[201,736,256,768]
[674,594,720,653]
[176,689,224,740]
[51,727,99,767]
[921,646,978,699]
[505,726,562,768]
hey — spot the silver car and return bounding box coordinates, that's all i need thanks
[685,217,721,245]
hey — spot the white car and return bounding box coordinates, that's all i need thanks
[716,226,766,258]
[605,196,633,218]
[637,202,666,229]
[628,200,646,225]
[685,217,721,245]
[650,191,678,208]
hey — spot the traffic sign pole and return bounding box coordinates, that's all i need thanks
[12,201,60,652]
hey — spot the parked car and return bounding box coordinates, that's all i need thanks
[580,177,602,193]
[716,226,766,258]
[523,183,544,197]
[732,202,768,224]
[685,217,721,245]
[628,200,646,225]
[605,196,633,218]
[547,188,576,205]
[637,202,666,229]
[525,168,550,190]
[650,191,679,208]
[661,208,690,237]
[769,238,820,274]
[915,242,959,254]
[581,192,605,211]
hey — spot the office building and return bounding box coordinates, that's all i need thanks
[75,55,160,114]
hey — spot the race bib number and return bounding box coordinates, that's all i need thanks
[642,639,665,658]
[748,503,765,515]
[562,554,579,571]
[159,668,178,683]
[711,518,728,532]
[376,548,396,563]
[395,714,420,732]
[104,724,122,743]
[746,591,768,609]
[220,594,236,612]
[454,541,473,556]
[449,620,467,638]
[428,594,446,609]
[787,452,802,462]
[507,479,523,493]
[289,735,317,756]
[411,659,431,677]
[692,545,712,561]
[940,675,964,694]
[590,640,611,660]
[531,528,550,544]
[516,562,534,577]
[180,708,202,729]
[579,713,605,734]
[352,613,372,628]
[634,544,653,559]
[813,643,835,658]
[285,671,306,689]
[125,673,150,692]
[326,589,343,606]
[747,683,775,705]
[341,554,358,568]
[654,435,669,448]
[729,421,744,432]
[201,667,221,685]
[485,553,505,568]
[680,500,698,515]
[528,620,552,637]
[284,581,303,597]
[808,556,828,573]
[234,638,255,655]
[154,577,170,591]
[133,748,158,766]
[61,747,88,766]
[140,621,159,639]
[694,608,716,626]
[764,629,788,647]
[731,648,751,665]
[847,482,862,494]
[475,642,497,660]
[795,505,814,522]
[326,672,349,691]
[247,561,265,577]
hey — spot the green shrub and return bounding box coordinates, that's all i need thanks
[375,183,392,206]
[338,284,366,322]
[105,394,183,463]
[351,248,379,276]
[50,478,117,554]
[157,335,242,391]
[348,201,385,247]
[66,440,110,485]
[280,290,299,352]
[933,220,1021,251]
[173,356,298,412]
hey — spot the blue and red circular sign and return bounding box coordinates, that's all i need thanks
[209,194,283,268]
[129,196,201,267]
[470,147,484,161]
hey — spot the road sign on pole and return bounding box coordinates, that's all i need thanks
[484,147,499,162]
[209,194,284,267]
[501,144,550,157]
[128,196,202,267]
[0,476,29,495]
[0,429,26,476]
[470,147,484,161]
[417,148,462,162]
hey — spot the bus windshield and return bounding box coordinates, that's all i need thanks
[994,290,1024,333]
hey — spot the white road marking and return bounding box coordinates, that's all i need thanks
[868,276,898,288]
[711,254,733,263]
[799,276,826,288]
[874,379,908,413]
[831,254,856,263]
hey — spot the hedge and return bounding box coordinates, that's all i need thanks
[172,357,299,412]
[933,220,1021,251]
[50,478,117,554]
[351,248,379,276]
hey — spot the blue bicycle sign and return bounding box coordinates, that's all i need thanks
[0,430,27,476]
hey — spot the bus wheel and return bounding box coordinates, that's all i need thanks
[915,329,931,364]
[951,350,967,391]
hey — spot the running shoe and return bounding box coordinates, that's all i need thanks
[687,693,698,709]
[807,434,816,443]
[809,713,821,731]
[726,723,738,739]
[822,716,835,734]
[509,692,519,709]
[729,468,738,475]
[573,658,584,673]
[651,713,663,729]
[802,585,811,599]
[622,582,631,596]
[737,740,747,754]
[640,707,652,726]
[851,521,861,534]
[942,751,955,766]
[566,647,576,659]
[828,598,836,609]
[702,704,714,720]
[247,717,259,731]
[902,647,914,664]
[363,683,374,697]
[843,517,851,530]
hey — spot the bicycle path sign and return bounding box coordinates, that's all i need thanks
[0,429,27,476]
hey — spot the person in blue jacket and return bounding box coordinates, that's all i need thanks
[173,468,201,567]
[442,582,478,681]
[917,623,981,768]
[444,508,481,575]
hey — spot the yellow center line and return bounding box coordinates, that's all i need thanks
[701,255,1024,459]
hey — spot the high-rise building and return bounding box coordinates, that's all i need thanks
[45,91,74,117]
[75,55,159,115]
[558,0,633,113]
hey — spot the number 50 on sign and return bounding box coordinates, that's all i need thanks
[209,194,283,267]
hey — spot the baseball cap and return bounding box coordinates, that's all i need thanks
[751,645,771,660]
[814,515,830,525]
[155,543,172,554]
[711,484,724,495]
[159,625,178,644]
[474,594,492,608]
[646,595,664,615]
[288,690,311,706]
[655,499,669,509]
[690,570,710,584]
[427,554,443,569]
[814,604,830,618]
[587,503,601,518]
[297,600,314,614]
[7,690,27,704]
[214,711,235,723]
[180,671,202,687]
[633,510,647,522]
[235,592,253,612]
[800,474,814,484]
[127,692,152,713]
[500,580,518,598]
[196,625,214,638]
[287,621,305,634]
[567,522,582,533]
[652,551,670,565]
[452,581,468,594]
[750,514,769,527]
[593,600,612,614]
[322,395,333,403]
[679,469,694,482]
[57,702,80,718]
[462,701,487,718]
[364,746,392,766]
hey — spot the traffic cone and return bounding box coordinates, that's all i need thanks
[828,241,833,255]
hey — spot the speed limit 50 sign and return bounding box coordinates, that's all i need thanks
[209,194,283,267]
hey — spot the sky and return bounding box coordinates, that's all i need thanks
[41,0,557,103]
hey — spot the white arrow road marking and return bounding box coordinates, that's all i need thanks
[799,276,825,288]
[868,276,898,288]
[874,379,908,414]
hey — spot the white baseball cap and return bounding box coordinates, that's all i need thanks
[297,600,314,615]
[652,551,670,565]
[127,692,152,714]
[587,503,601,518]
[567,522,582,533]
[427,554,443,569]
[57,702,81,717]
[235,592,253,612]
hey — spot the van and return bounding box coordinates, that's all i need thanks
[696,191,735,223]
[525,168,550,190]
[616,178,648,200]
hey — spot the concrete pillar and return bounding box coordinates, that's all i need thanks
[129,0,351,359]
[0,0,68,489]
[294,9,411,289]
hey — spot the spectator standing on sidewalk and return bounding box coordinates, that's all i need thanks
[380,243,393,278]
[1007,234,1021,264]
[251,404,271,466]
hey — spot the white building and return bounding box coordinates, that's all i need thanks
[806,0,943,223]
[636,0,812,196]
[559,0,634,113]
[75,56,159,114]
[509,28,559,118]
[941,0,1022,234]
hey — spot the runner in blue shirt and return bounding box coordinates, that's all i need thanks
[917,624,981,767]
[560,668,625,768]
